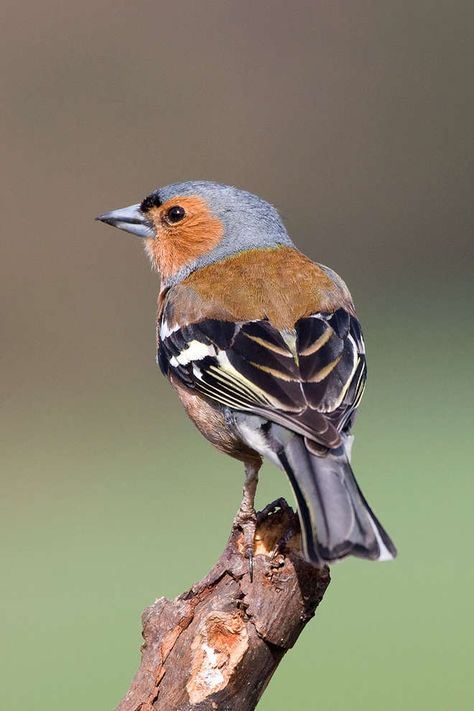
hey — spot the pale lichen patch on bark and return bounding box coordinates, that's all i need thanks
[186,611,249,704]
[252,514,301,558]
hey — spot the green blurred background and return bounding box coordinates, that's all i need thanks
[1,1,473,708]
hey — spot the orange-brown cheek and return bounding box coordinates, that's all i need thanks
[144,197,224,281]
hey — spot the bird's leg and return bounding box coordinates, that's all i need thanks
[234,460,260,579]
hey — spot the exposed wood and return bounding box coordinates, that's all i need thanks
[116,502,330,711]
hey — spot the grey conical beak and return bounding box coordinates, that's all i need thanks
[96,203,155,238]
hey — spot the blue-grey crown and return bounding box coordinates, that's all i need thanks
[151,181,294,286]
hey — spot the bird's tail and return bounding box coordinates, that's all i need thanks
[276,433,397,565]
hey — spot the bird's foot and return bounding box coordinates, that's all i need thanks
[233,505,257,581]
[257,498,297,560]
[257,497,291,523]
[233,461,260,581]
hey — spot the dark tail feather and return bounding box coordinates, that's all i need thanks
[277,435,397,566]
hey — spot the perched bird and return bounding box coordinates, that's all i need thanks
[97,181,396,566]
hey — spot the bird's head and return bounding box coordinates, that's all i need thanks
[96,181,293,286]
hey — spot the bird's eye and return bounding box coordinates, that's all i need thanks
[165,205,186,224]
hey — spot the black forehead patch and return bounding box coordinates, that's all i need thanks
[140,191,162,213]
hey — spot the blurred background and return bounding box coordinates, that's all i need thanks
[1,1,473,708]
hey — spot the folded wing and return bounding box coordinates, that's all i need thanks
[158,308,366,451]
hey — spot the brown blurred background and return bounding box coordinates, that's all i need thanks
[1,2,473,709]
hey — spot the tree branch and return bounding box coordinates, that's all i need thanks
[116,502,330,711]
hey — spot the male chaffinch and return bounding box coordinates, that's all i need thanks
[97,181,396,566]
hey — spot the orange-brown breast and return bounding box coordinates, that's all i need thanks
[162,247,355,331]
[144,196,224,282]
[170,375,262,464]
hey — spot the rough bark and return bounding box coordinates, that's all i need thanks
[116,502,330,711]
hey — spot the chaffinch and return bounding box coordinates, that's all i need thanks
[97,181,396,566]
